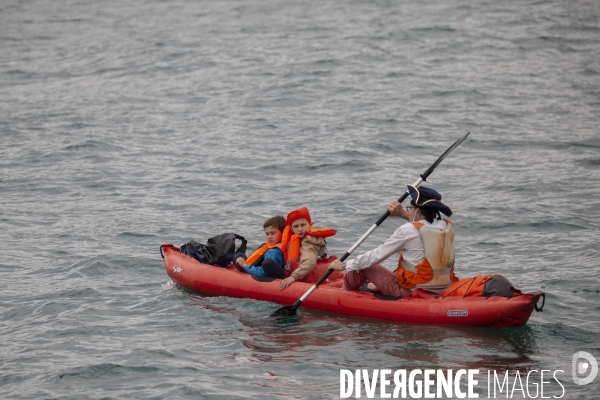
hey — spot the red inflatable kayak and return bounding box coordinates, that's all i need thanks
[161,244,544,328]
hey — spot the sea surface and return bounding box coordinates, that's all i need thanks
[1,0,599,399]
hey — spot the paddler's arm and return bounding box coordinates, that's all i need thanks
[387,200,409,220]
[329,259,346,270]
[330,206,412,272]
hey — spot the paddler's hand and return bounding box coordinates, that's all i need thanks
[329,259,346,271]
[280,276,296,290]
[387,200,408,219]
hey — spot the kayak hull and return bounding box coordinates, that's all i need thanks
[161,244,543,328]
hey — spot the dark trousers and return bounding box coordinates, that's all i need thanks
[234,252,286,279]
[261,258,286,279]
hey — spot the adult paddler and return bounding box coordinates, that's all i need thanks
[329,185,459,298]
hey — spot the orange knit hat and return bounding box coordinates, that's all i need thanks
[286,206,312,225]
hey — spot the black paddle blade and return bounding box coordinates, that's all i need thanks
[269,306,297,318]
[422,131,470,180]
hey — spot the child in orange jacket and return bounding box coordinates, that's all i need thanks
[279,207,335,290]
[234,215,288,278]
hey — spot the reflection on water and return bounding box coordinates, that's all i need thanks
[176,284,542,373]
[175,284,595,398]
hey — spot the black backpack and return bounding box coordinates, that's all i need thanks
[180,233,247,268]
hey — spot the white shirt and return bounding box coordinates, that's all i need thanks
[345,219,449,272]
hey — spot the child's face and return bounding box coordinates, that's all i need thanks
[290,218,313,237]
[264,225,283,245]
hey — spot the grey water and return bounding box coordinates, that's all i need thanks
[1,0,599,398]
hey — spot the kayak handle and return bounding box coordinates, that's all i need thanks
[533,292,545,312]
[160,245,165,259]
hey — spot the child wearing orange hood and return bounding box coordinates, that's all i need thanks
[279,206,335,290]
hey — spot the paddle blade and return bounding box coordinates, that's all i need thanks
[422,131,470,180]
[269,306,297,318]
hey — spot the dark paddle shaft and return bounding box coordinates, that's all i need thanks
[273,132,470,316]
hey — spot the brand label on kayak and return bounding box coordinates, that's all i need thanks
[447,310,468,317]
[172,265,184,274]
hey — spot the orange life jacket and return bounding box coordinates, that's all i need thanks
[396,221,459,290]
[280,225,336,270]
[245,242,283,266]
